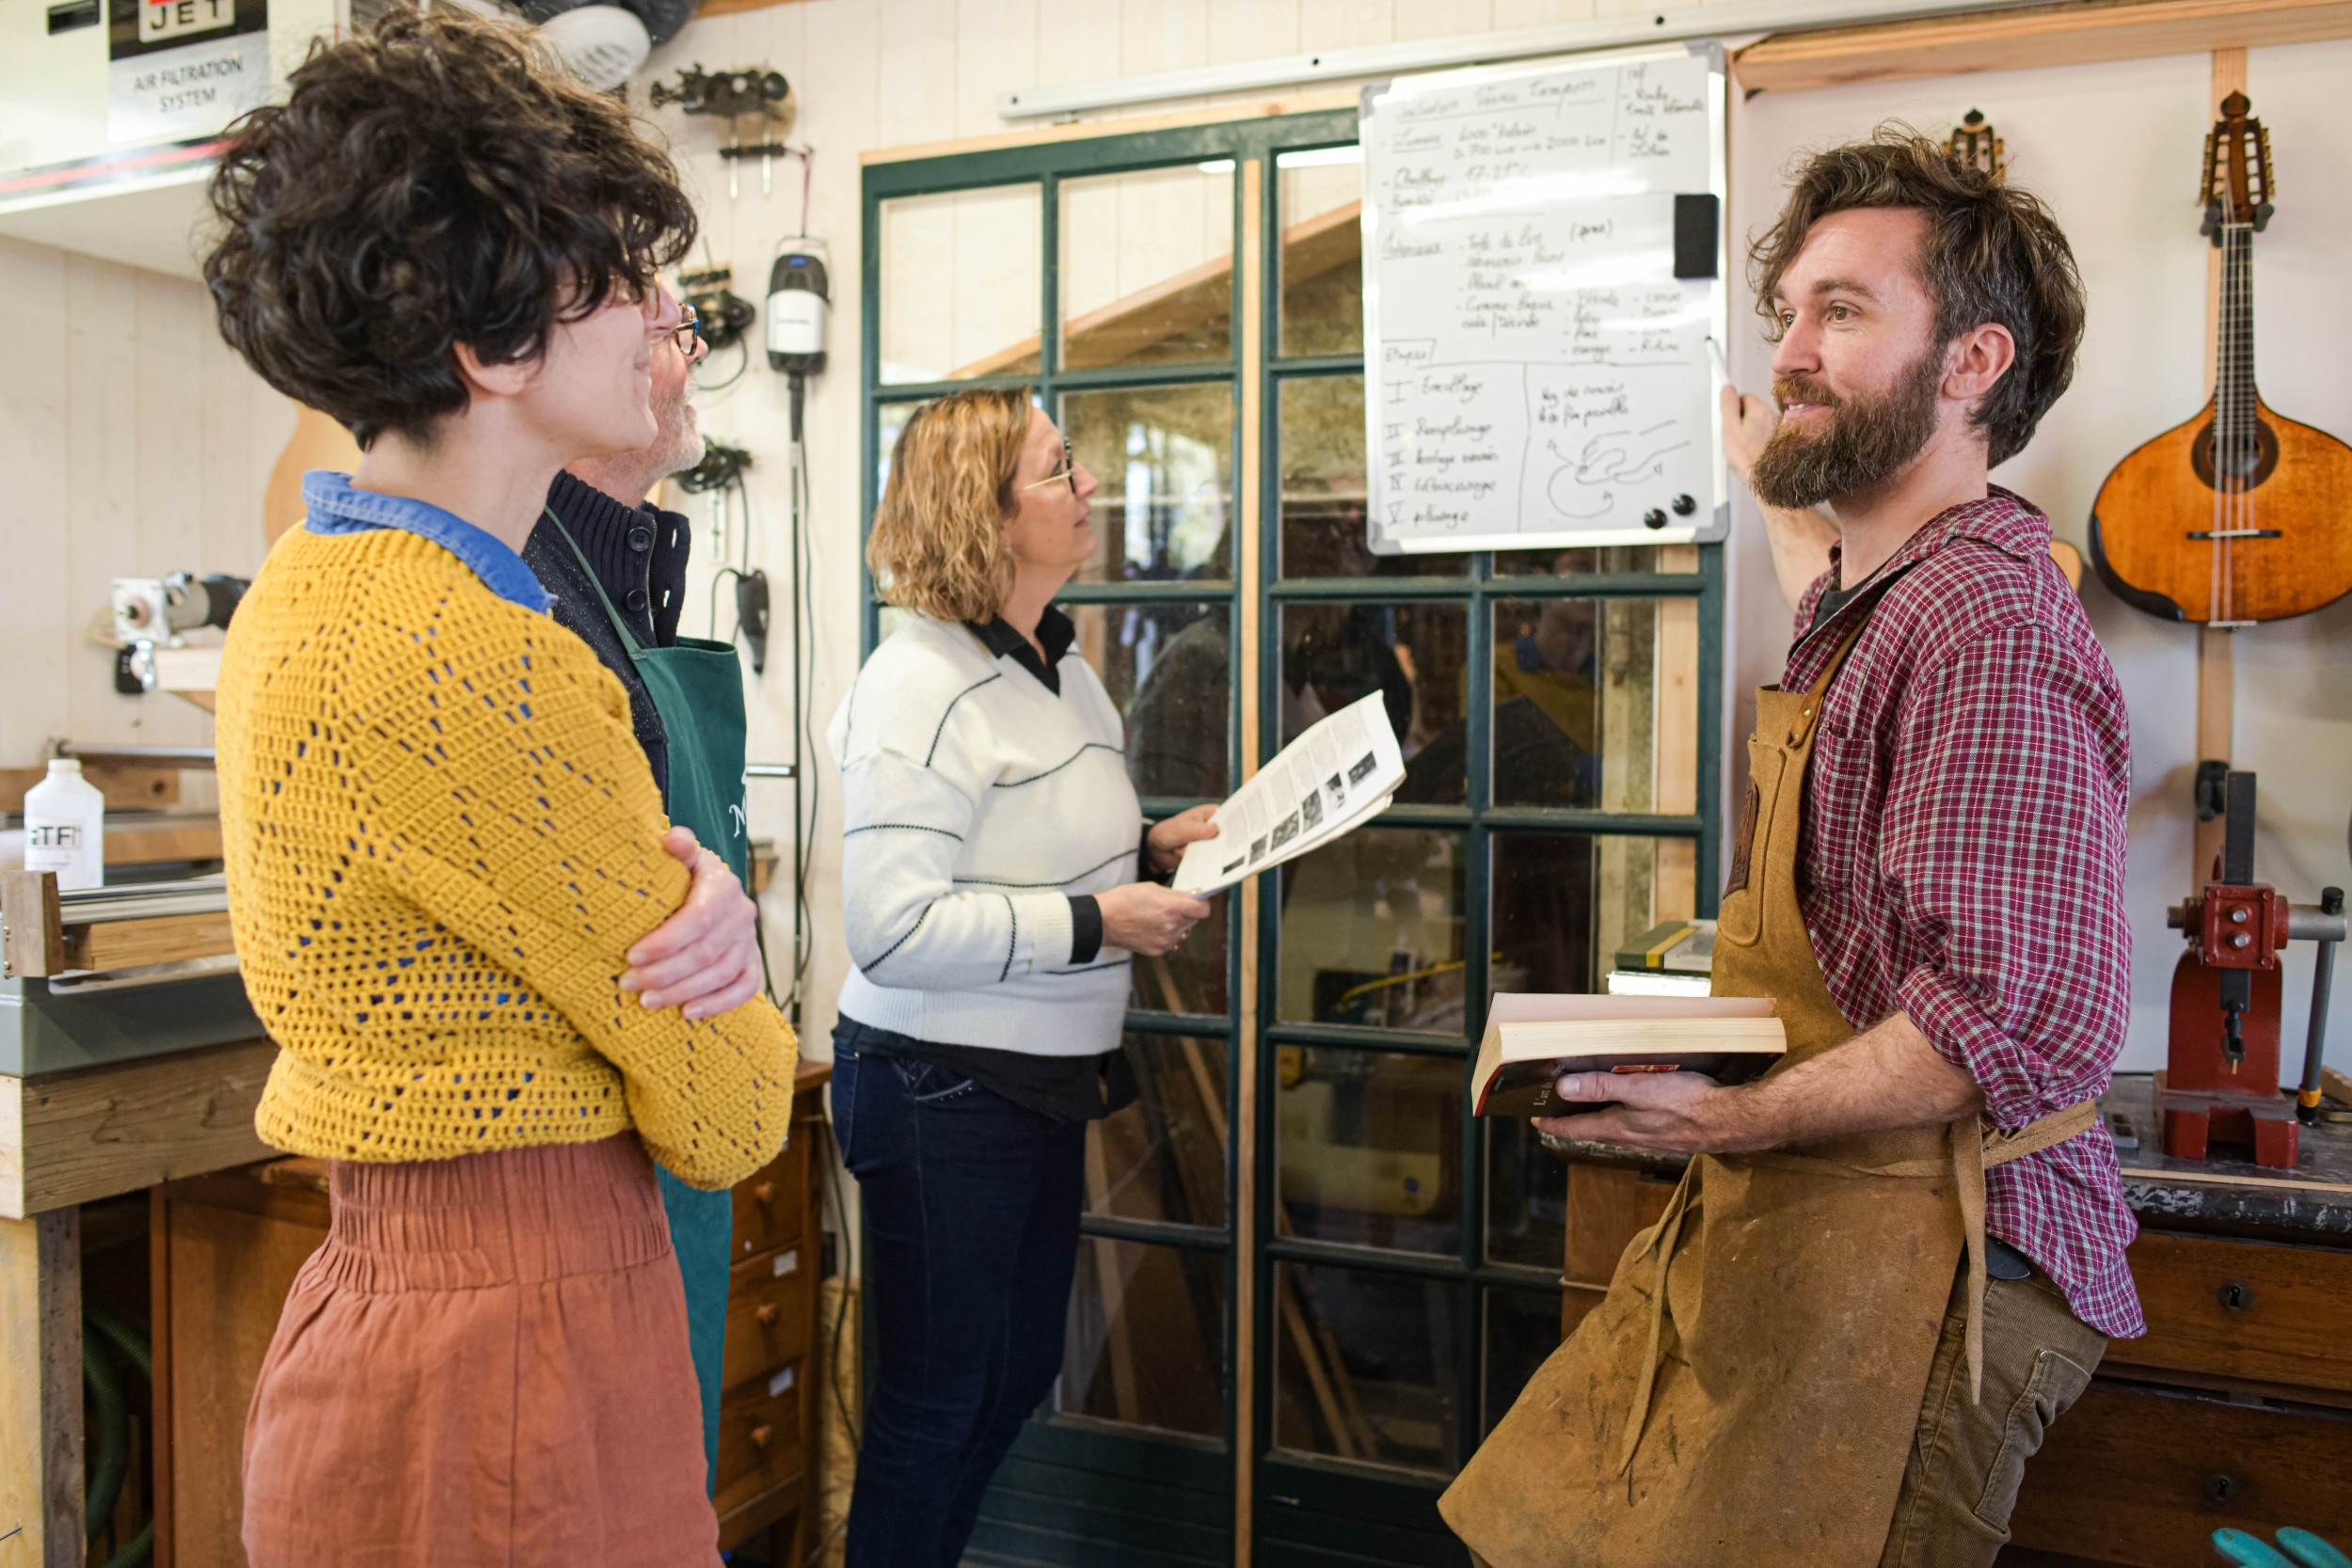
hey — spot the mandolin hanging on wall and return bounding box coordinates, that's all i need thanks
[2089,92,2352,626]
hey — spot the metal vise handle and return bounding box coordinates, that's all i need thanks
[2297,887,2345,1125]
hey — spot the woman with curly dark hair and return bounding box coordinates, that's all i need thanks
[202,10,795,1564]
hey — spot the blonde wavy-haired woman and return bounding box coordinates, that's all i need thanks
[826,387,1221,1565]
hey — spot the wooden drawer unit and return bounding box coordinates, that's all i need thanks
[714,1358,809,1524]
[713,1063,830,1556]
[2009,1382,2352,1568]
[731,1144,808,1262]
[2107,1231,2352,1396]
[722,1241,815,1392]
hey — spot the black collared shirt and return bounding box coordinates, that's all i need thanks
[964,605,1076,695]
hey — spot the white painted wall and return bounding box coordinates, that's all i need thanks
[0,235,292,758]
[1729,40,2352,1075]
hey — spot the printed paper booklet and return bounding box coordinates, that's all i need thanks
[1171,691,1406,895]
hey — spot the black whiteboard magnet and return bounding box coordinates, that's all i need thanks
[1644,509,1669,530]
[1672,494,1697,515]
[1674,195,1721,280]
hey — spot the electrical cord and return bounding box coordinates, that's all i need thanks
[796,1115,858,1568]
[694,334,752,393]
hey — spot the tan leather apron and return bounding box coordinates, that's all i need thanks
[1441,610,2094,1568]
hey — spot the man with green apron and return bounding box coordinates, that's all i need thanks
[524,288,767,1488]
[1446,134,2140,1568]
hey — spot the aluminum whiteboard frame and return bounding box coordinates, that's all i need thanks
[1359,41,1730,554]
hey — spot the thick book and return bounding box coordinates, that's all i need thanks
[1472,992,1786,1117]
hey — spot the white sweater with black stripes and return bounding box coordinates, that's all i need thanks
[827,613,1142,1055]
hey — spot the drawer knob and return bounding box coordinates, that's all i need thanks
[750,1424,774,1449]
[2205,1474,2240,1504]
[756,1303,780,1326]
[2217,1280,2252,1311]
[755,1181,777,1204]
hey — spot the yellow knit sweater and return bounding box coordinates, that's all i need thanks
[215,524,796,1189]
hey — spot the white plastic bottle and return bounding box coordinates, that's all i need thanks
[24,758,105,891]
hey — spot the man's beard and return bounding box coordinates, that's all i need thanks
[651,392,705,482]
[1748,344,1943,510]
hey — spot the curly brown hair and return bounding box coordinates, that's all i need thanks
[867,388,1034,624]
[201,5,696,448]
[1750,127,2085,467]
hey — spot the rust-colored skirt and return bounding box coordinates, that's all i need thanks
[241,1134,719,1568]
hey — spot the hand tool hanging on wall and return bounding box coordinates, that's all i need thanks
[649,64,792,198]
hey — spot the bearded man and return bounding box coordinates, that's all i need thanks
[1443,132,2138,1568]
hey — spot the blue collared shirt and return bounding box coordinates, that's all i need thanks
[302,470,553,614]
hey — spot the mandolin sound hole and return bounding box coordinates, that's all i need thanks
[2191,415,2280,490]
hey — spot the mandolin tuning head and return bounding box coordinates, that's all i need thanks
[2203,91,2277,228]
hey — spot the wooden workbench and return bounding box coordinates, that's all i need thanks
[1543,1072,2352,1568]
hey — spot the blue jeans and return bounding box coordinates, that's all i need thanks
[834,1018,1086,1568]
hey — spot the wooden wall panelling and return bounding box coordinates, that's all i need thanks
[1210,0,1300,62]
[877,0,961,150]
[1732,0,2352,96]
[2,242,285,767]
[65,260,147,753]
[956,0,1041,141]
[0,238,73,768]
[2,1039,278,1219]
[1033,0,1121,90]
[1119,0,1213,81]
[1395,0,1497,42]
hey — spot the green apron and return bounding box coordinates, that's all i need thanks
[551,513,749,1491]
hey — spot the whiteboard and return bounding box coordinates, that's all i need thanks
[1361,47,1728,554]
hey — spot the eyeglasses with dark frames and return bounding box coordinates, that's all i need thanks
[652,303,700,356]
[1017,436,1078,496]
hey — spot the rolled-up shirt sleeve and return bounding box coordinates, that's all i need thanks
[1883,624,2132,1128]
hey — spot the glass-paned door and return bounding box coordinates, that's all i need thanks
[863,108,1722,1568]
[1253,131,1720,1568]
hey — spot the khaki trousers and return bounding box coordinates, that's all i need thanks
[1462,1261,2105,1568]
[1878,1261,2107,1568]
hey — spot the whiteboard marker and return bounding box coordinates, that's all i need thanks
[1707,336,1729,385]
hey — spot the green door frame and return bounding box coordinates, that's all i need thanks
[861,105,1724,1568]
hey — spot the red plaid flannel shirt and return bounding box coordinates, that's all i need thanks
[1786,486,2143,1338]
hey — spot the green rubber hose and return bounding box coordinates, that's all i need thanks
[82,1333,127,1542]
[81,1308,157,1568]
[85,1308,153,1382]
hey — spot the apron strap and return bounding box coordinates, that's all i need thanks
[543,506,650,660]
[1784,619,1869,749]
[1954,1098,2100,1402]
[1618,1173,1695,1476]
[1783,562,1924,748]
[1615,1096,2100,1469]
